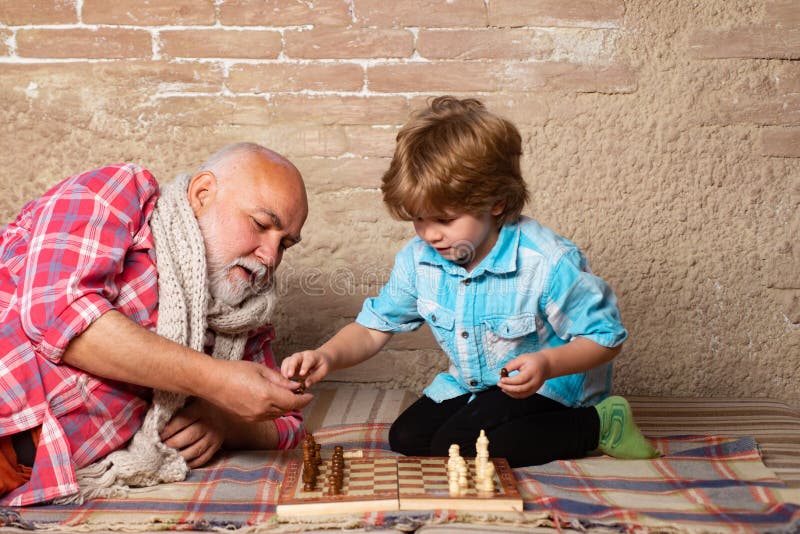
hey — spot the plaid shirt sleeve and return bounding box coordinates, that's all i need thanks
[18,164,160,362]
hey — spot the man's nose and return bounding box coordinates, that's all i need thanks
[254,238,280,267]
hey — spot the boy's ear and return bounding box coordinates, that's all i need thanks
[187,171,218,216]
[491,200,506,217]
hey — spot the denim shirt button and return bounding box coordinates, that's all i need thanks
[431,314,437,322]
[464,278,471,286]
[461,331,469,339]
[469,380,478,387]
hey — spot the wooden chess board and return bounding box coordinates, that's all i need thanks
[276,454,523,516]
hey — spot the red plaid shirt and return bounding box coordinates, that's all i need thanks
[0,164,304,506]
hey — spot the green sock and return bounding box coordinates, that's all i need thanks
[595,396,661,459]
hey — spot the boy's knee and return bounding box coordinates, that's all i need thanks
[388,419,420,456]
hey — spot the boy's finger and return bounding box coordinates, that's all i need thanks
[280,359,296,378]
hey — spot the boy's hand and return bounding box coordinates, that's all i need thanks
[497,351,552,399]
[280,350,332,388]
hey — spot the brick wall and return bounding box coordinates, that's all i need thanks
[0,0,798,405]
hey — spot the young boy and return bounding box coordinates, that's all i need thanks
[282,96,659,467]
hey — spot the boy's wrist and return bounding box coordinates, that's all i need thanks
[538,349,556,381]
[315,348,335,371]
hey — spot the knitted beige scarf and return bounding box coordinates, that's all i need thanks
[56,173,275,504]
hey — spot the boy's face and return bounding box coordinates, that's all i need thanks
[412,208,501,272]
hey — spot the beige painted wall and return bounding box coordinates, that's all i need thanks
[1,0,798,406]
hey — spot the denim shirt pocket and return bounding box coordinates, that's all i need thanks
[417,299,455,353]
[481,313,539,369]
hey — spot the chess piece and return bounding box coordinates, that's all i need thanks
[448,470,461,497]
[457,462,468,493]
[290,374,307,394]
[477,461,496,496]
[301,434,320,491]
[476,429,489,456]
[447,444,460,476]
[447,444,463,497]
[474,429,491,487]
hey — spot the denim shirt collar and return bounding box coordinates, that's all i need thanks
[418,220,521,277]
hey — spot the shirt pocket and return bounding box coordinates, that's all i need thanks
[481,313,540,369]
[416,299,455,352]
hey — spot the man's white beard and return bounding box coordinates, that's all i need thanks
[207,256,274,307]
[199,211,274,307]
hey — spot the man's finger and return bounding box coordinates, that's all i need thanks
[263,366,301,389]
[272,390,314,413]
[161,413,195,441]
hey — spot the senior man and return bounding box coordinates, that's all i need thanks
[0,143,313,505]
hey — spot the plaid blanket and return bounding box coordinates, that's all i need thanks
[1,423,798,533]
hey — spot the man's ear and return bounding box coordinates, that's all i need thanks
[187,171,218,216]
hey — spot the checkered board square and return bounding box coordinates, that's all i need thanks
[276,457,399,516]
[397,457,523,512]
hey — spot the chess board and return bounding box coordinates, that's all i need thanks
[276,454,523,516]
[276,456,399,515]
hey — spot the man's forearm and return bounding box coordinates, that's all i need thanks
[62,309,217,398]
[63,310,313,423]
[223,418,280,450]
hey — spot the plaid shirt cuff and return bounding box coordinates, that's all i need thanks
[37,293,115,363]
[273,412,306,450]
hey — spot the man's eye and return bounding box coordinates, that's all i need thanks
[252,218,267,230]
[437,218,453,224]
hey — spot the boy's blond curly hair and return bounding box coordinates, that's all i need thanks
[381,96,529,225]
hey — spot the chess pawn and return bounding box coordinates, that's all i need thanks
[477,461,496,496]
[457,462,468,493]
[447,444,461,473]
[448,473,461,497]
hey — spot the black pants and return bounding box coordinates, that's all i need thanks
[388,388,600,467]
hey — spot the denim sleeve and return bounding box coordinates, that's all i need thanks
[541,247,627,347]
[356,245,424,333]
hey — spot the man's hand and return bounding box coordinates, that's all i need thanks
[280,349,332,388]
[206,360,313,422]
[497,351,552,399]
[161,399,225,468]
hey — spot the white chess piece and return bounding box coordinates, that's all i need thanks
[448,470,461,497]
[457,462,468,494]
[476,429,489,457]
[478,461,495,495]
[448,444,463,497]
[447,445,460,480]
[474,429,491,486]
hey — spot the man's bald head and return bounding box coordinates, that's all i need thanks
[199,142,296,178]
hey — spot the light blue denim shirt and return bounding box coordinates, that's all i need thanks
[355,216,627,408]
